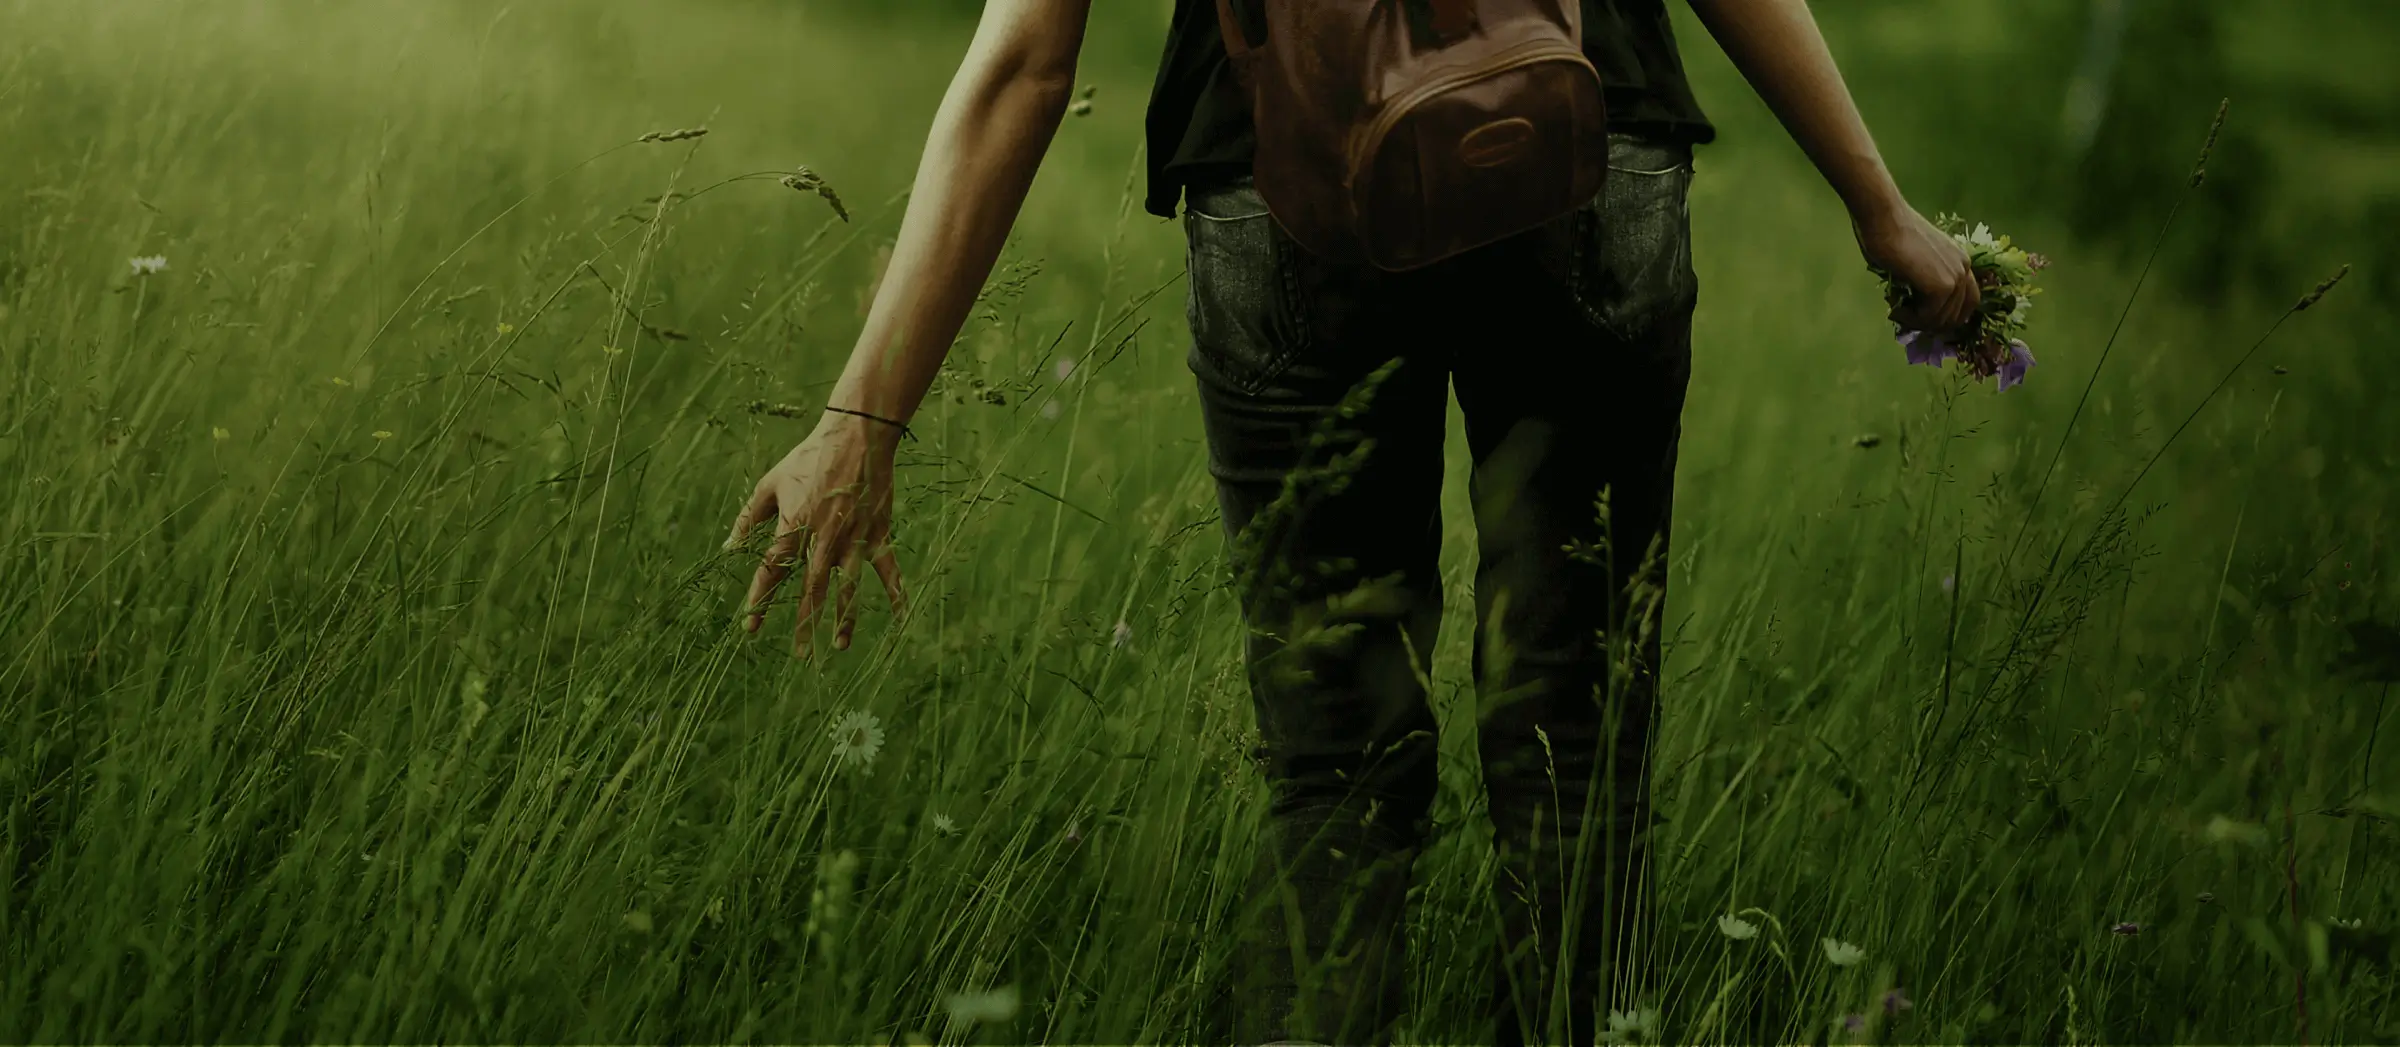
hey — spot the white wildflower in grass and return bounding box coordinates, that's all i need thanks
[210,426,230,441]
[2204,814,2269,846]
[1054,355,1077,381]
[930,813,959,836]
[1821,938,1867,966]
[1112,618,1132,648]
[1602,1007,1659,1044]
[804,848,861,949]
[828,710,885,772]
[371,430,393,441]
[944,984,1019,1024]
[128,255,167,276]
[460,671,490,728]
[496,322,515,335]
[1717,913,1759,940]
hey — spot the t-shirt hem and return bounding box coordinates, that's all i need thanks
[1145,120,1717,218]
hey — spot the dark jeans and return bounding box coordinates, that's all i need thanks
[1186,135,1696,1047]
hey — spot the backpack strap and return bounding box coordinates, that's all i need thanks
[1213,0,1255,58]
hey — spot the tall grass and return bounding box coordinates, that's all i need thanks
[1,0,2390,1043]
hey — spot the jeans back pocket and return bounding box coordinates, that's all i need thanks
[1568,140,1699,344]
[1183,181,1313,396]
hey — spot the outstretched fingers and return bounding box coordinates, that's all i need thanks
[833,539,865,651]
[791,517,843,659]
[744,514,805,634]
[870,538,906,621]
[727,482,777,552]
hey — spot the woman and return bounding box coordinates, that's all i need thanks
[724,1,1977,1043]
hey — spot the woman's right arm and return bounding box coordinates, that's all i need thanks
[728,0,1093,657]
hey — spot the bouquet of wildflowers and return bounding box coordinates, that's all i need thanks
[1880,214,2049,391]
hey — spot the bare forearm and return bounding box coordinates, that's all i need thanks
[1686,0,1903,224]
[828,46,1077,422]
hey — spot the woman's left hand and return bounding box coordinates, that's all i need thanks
[724,412,907,658]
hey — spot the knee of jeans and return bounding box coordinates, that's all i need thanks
[1271,798,1431,857]
[1269,766,1436,848]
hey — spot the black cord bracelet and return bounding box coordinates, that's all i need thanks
[824,405,917,441]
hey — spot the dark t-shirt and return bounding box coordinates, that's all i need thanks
[1142,0,1717,218]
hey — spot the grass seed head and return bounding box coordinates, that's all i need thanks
[2295,264,2349,311]
[2191,98,2229,187]
[782,166,850,222]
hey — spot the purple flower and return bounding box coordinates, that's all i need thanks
[1880,987,1913,1015]
[2111,921,2141,936]
[1897,329,1953,367]
[1841,1013,1867,1034]
[1996,340,2036,391]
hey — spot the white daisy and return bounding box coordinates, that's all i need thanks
[829,709,885,772]
[944,984,1019,1024]
[128,255,168,275]
[2204,815,2268,845]
[931,813,959,836]
[1717,913,1759,940]
[1822,937,1867,966]
[1603,1007,1659,1044]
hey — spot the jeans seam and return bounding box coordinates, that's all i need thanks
[1270,226,1311,391]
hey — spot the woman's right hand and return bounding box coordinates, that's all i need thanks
[725,413,908,658]
[1854,202,1981,334]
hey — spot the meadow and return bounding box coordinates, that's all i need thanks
[1,0,2393,1042]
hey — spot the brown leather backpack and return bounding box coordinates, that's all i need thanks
[1213,0,1610,272]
